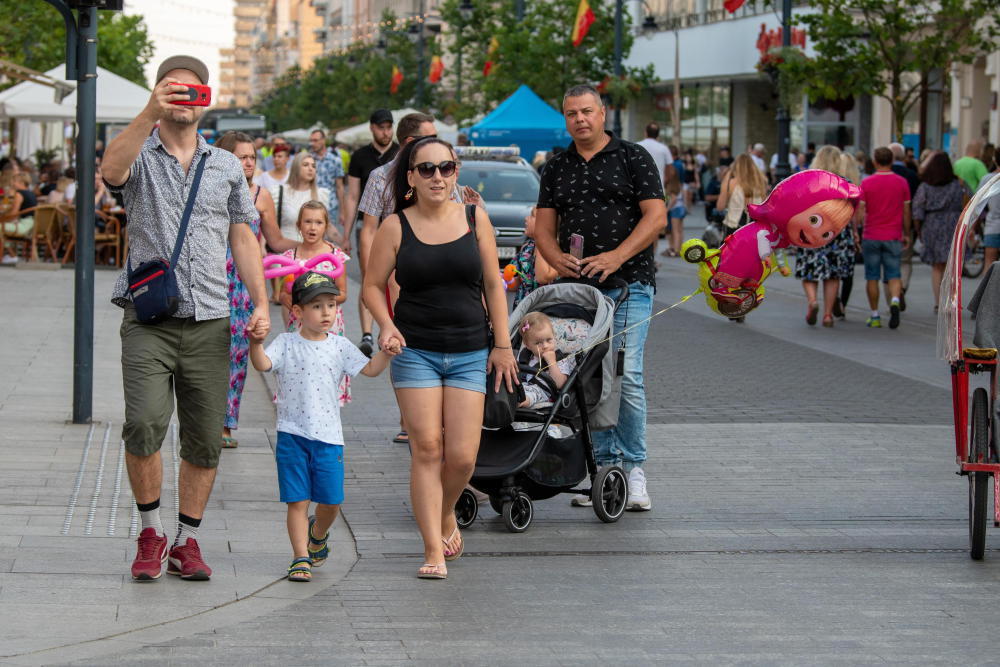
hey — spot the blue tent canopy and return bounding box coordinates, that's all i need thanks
[468,85,572,160]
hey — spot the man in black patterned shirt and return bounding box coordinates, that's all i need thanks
[535,84,666,512]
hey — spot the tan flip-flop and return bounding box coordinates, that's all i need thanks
[442,527,464,561]
[417,563,447,579]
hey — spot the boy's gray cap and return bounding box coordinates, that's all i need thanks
[156,55,209,84]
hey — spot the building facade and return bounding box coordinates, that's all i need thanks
[625,0,999,163]
[219,0,267,108]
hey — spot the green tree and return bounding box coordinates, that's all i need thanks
[253,11,442,130]
[439,0,653,123]
[775,0,1000,141]
[0,2,155,89]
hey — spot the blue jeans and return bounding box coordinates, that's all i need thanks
[592,281,653,471]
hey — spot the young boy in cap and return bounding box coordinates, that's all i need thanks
[249,272,399,581]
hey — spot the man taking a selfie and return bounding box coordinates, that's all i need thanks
[102,55,270,582]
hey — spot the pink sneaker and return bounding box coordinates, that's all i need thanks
[131,527,167,581]
[167,538,212,580]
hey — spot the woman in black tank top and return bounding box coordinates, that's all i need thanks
[363,138,517,580]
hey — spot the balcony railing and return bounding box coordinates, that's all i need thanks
[645,0,807,31]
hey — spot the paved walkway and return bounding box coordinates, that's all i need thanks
[2,235,999,664]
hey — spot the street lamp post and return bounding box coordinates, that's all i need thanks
[773,0,793,181]
[42,0,120,424]
[612,0,624,137]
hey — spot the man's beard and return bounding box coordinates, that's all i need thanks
[165,109,199,127]
[374,136,391,149]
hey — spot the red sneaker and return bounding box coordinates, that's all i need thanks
[131,527,167,581]
[167,538,212,580]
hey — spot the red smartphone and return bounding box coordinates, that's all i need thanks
[172,84,211,106]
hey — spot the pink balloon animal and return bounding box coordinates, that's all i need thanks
[262,253,345,292]
[708,169,861,317]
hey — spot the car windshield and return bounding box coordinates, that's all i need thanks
[459,165,539,203]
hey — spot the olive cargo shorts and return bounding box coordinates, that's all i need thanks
[120,306,230,469]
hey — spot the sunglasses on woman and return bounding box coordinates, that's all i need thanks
[413,161,458,179]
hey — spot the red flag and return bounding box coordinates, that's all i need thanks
[483,37,499,76]
[429,55,444,84]
[724,0,746,12]
[390,65,403,94]
[571,0,595,47]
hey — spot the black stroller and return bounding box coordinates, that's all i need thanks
[454,280,630,532]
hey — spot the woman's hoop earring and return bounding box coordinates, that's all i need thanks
[404,187,414,200]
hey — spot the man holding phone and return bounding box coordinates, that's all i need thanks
[102,55,271,582]
[534,84,666,512]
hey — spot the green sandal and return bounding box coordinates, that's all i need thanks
[287,557,312,582]
[307,516,330,567]
[221,436,238,449]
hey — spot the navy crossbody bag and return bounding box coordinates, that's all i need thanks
[127,153,207,324]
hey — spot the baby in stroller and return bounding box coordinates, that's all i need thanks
[516,312,578,410]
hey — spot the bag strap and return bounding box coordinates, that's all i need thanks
[168,152,208,269]
[277,185,284,227]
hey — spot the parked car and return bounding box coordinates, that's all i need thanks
[456,147,539,263]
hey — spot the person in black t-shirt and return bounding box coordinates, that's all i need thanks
[341,109,399,355]
[535,84,667,513]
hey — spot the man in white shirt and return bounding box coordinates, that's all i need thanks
[636,122,674,190]
[751,143,767,173]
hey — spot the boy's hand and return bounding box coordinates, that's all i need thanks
[383,338,402,355]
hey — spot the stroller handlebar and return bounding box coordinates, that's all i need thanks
[554,276,630,309]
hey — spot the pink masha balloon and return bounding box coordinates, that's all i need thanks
[262,252,345,291]
[710,169,861,303]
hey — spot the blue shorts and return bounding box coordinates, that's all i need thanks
[669,205,688,220]
[985,234,1000,249]
[862,239,902,281]
[275,431,344,505]
[390,346,488,394]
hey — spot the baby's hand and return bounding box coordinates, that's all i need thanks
[383,337,402,355]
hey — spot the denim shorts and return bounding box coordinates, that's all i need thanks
[390,346,488,394]
[985,234,1000,249]
[275,431,344,505]
[862,239,902,281]
[669,205,688,220]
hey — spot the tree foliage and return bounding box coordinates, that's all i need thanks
[439,0,653,123]
[0,2,155,89]
[254,12,441,131]
[775,0,1000,140]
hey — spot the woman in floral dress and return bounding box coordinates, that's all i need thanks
[912,150,970,310]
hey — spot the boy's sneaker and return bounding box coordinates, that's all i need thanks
[130,527,167,581]
[358,334,374,358]
[167,538,212,580]
[866,316,882,328]
[307,515,330,567]
[570,494,592,507]
[626,467,652,511]
[889,304,900,329]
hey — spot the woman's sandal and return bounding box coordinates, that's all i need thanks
[221,436,238,449]
[442,527,464,562]
[417,563,447,580]
[307,516,330,567]
[392,430,409,444]
[806,302,819,326]
[287,557,312,582]
[822,314,834,328]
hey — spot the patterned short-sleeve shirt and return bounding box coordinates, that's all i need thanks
[312,148,345,217]
[537,132,665,287]
[107,130,256,320]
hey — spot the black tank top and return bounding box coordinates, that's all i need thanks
[393,205,490,353]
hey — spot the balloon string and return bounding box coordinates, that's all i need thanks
[529,287,703,378]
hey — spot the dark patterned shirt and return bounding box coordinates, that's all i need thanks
[107,129,256,320]
[537,132,664,287]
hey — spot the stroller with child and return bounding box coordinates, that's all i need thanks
[454,280,630,533]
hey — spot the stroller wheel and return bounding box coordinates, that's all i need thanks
[502,492,533,533]
[592,466,628,523]
[455,488,478,529]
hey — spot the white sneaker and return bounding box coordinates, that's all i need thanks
[1,255,18,265]
[570,494,592,507]
[626,467,651,511]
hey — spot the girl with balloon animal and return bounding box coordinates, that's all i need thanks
[276,200,353,405]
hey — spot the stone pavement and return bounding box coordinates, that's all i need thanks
[4,236,1000,664]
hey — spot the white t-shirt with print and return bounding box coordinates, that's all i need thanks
[265,332,369,444]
